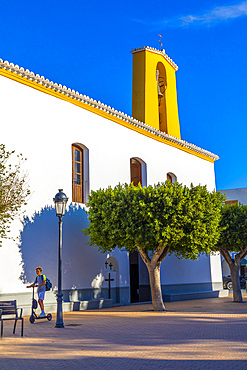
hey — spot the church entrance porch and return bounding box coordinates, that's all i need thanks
[129,251,151,303]
[129,251,139,303]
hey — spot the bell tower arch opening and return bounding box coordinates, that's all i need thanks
[132,46,181,139]
[156,62,167,133]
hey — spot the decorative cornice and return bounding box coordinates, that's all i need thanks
[131,46,179,71]
[0,58,218,162]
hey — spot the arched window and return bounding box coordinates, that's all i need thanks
[130,158,142,186]
[130,158,147,187]
[72,143,89,203]
[167,172,177,184]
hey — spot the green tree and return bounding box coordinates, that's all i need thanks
[0,144,30,244]
[215,203,247,303]
[83,181,224,311]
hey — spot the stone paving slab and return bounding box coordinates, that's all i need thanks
[1,294,247,369]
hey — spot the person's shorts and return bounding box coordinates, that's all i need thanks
[38,291,45,300]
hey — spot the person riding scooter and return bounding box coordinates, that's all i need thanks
[27,266,46,317]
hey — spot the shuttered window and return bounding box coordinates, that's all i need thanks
[167,172,177,184]
[72,145,83,203]
[167,173,172,183]
[130,158,142,186]
[225,200,238,206]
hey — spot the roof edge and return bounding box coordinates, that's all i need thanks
[0,58,218,162]
[131,46,178,71]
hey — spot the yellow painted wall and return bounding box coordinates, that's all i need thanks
[132,49,181,139]
[132,51,146,124]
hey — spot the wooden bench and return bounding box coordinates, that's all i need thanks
[0,300,24,337]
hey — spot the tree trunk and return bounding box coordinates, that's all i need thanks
[220,246,245,303]
[230,263,242,303]
[137,245,169,311]
[147,263,165,311]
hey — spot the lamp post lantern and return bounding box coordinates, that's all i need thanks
[53,189,68,328]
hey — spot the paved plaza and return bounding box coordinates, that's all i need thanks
[1,294,247,369]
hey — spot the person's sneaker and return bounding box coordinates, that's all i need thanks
[39,312,46,318]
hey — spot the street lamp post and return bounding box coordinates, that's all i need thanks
[53,189,68,328]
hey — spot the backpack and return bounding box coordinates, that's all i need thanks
[45,277,52,291]
[42,274,52,291]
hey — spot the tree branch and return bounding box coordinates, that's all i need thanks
[158,245,171,263]
[239,246,247,262]
[151,244,166,265]
[137,246,151,265]
[220,245,233,267]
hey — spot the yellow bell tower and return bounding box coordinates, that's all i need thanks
[131,47,181,139]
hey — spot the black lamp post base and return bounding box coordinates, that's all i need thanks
[56,292,64,328]
[55,323,64,328]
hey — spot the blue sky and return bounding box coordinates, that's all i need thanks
[0,1,246,190]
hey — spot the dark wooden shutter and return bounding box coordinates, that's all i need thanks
[225,200,238,206]
[130,158,142,186]
[167,173,172,183]
[72,145,83,203]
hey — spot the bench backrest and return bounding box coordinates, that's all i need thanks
[0,301,17,316]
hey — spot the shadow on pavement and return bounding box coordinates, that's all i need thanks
[0,358,246,370]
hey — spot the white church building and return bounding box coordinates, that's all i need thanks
[0,46,226,311]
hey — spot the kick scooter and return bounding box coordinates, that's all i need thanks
[29,286,52,324]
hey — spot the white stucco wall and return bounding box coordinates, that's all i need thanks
[223,188,247,205]
[210,253,224,285]
[0,73,220,293]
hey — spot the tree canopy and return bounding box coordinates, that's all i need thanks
[0,144,30,245]
[84,182,224,258]
[214,203,247,302]
[216,203,247,253]
[83,181,225,311]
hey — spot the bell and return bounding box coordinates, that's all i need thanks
[158,84,163,99]
[156,69,164,98]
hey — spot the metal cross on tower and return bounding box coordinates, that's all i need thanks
[158,33,163,49]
